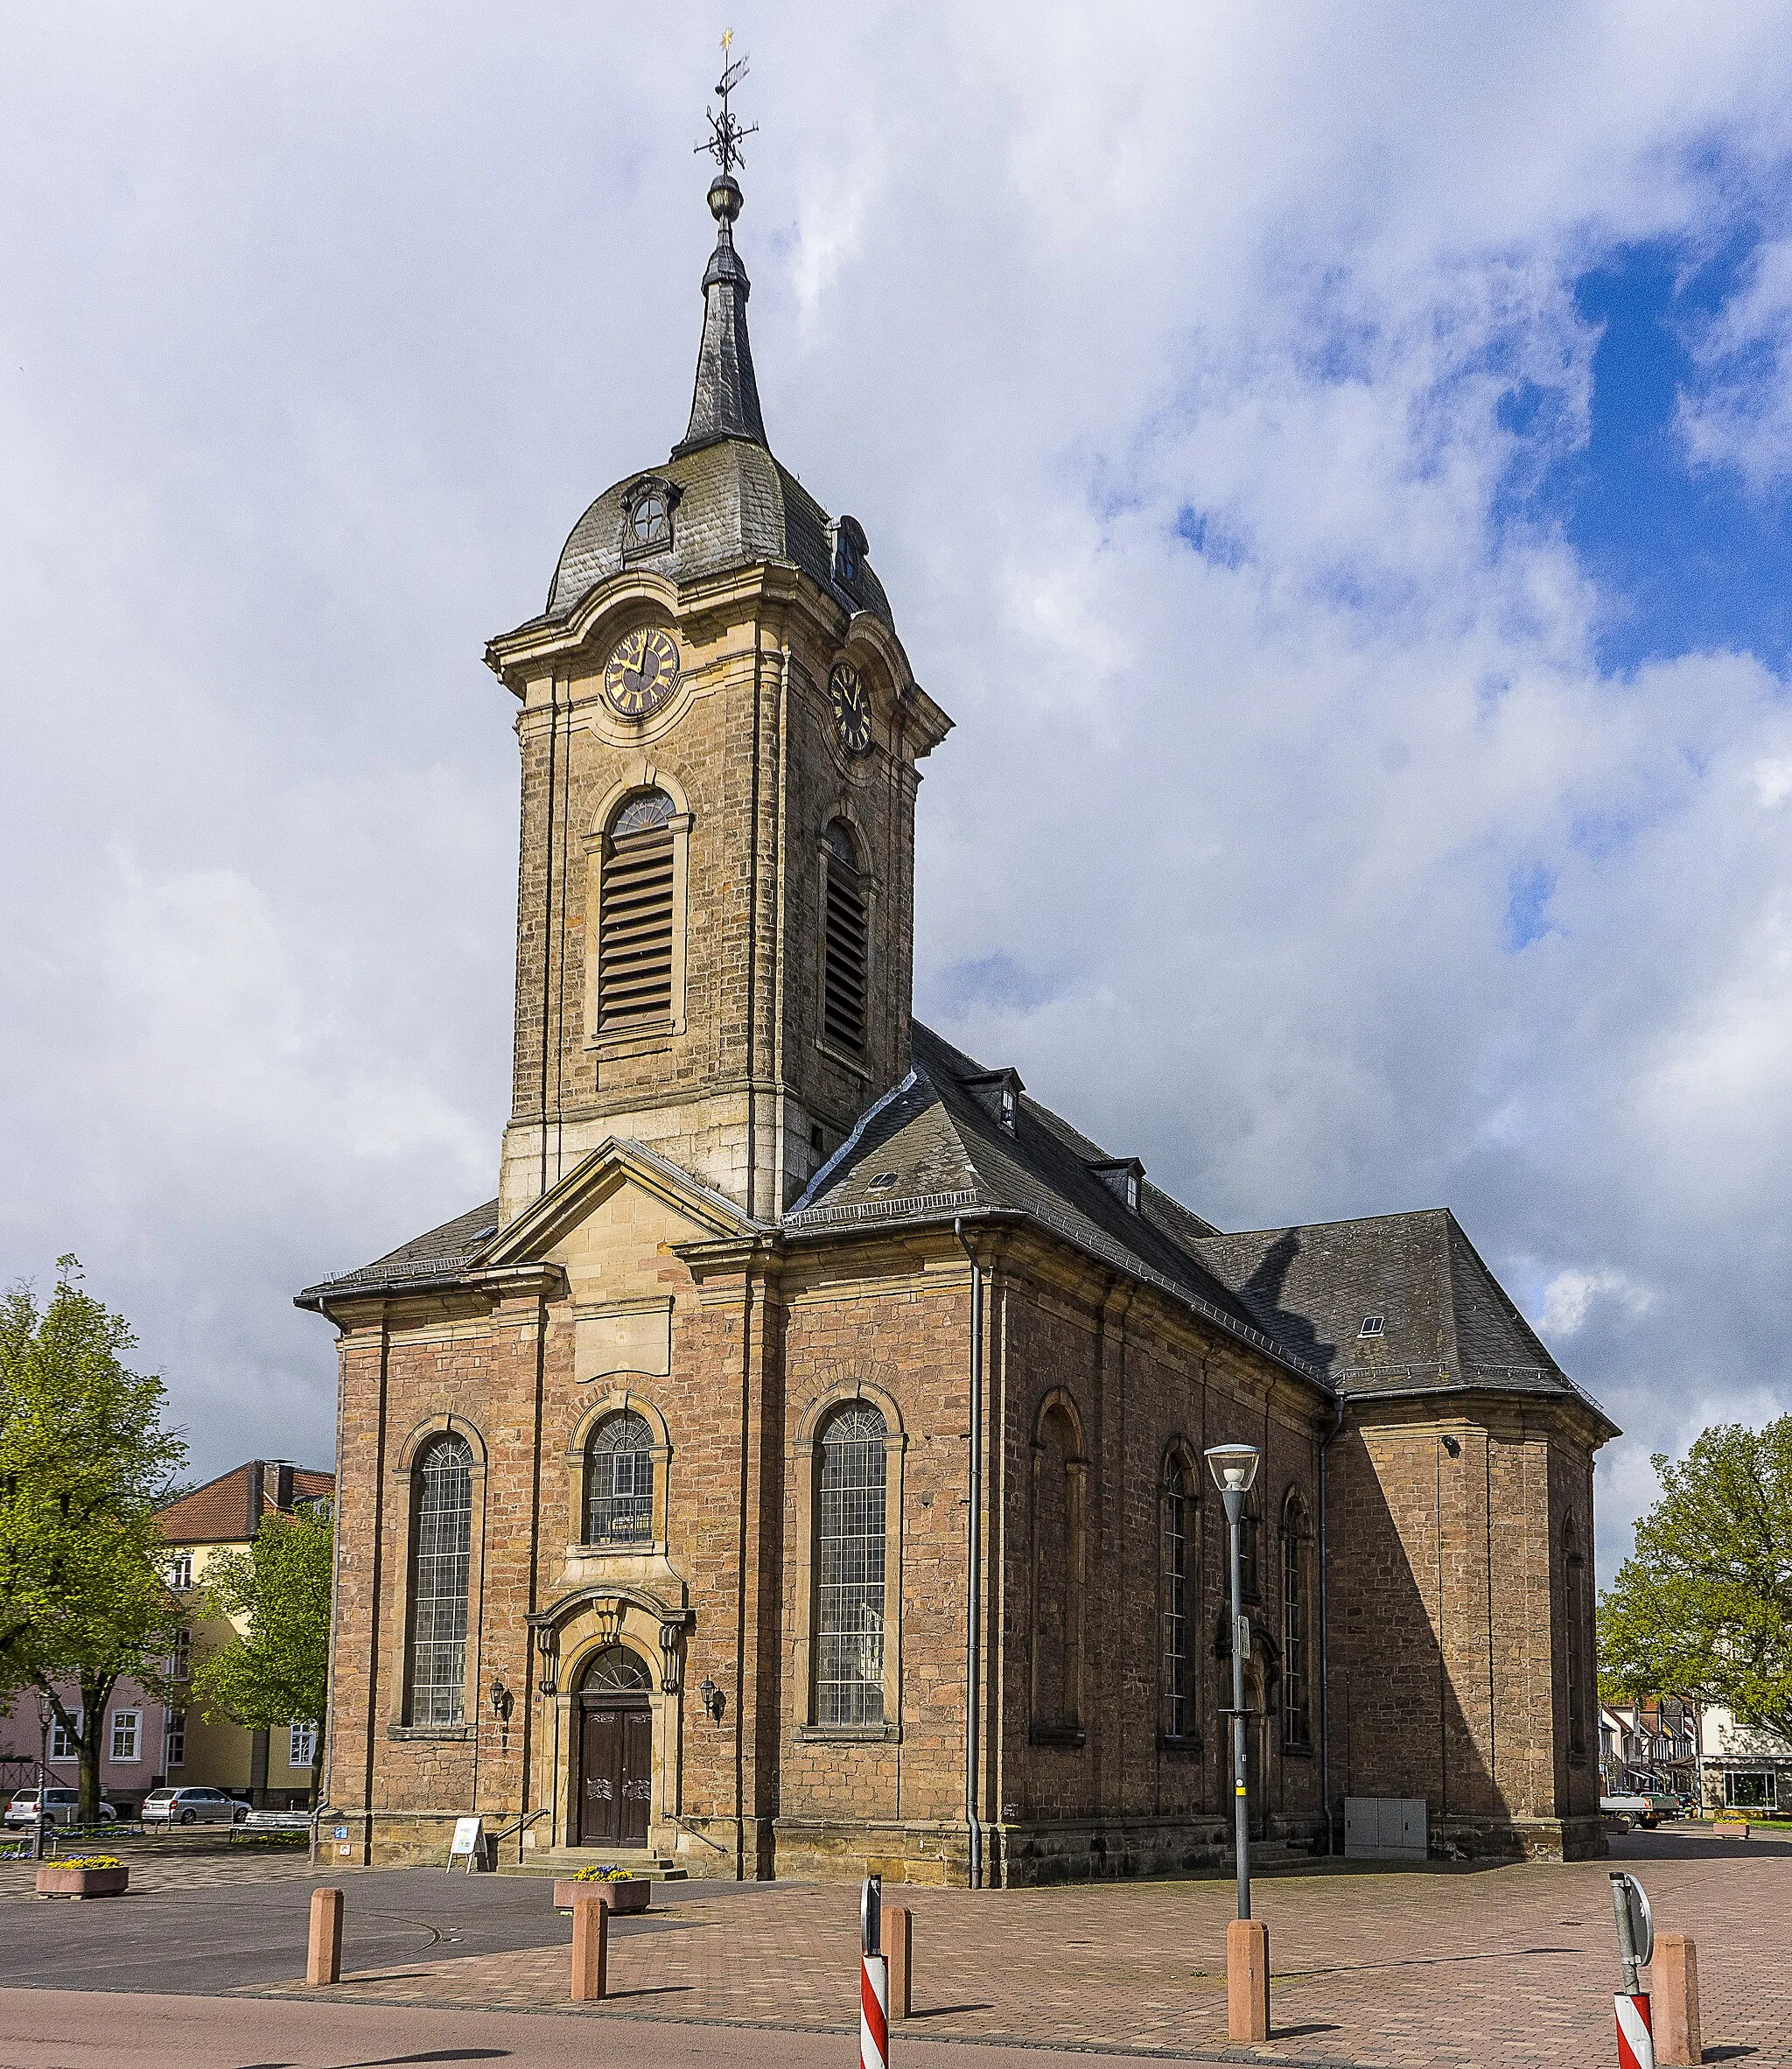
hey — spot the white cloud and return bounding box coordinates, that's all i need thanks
[1540,1268,1656,1338]
[4,2,1792,1575]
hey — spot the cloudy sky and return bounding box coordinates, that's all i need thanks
[6,3,1792,1575]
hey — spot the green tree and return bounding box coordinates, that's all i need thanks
[1599,1417,1792,1744]
[0,1259,189,1822]
[191,1498,332,1802]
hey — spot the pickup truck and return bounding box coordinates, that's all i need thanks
[1601,1792,1678,1827]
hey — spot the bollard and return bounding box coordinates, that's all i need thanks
[884,1903,912,2019]
[570,1890,609,2002]
[1652,1935,1702,2067]
[305,1885,344,1987]
[861,1951,891,2069]
[1227,1917,1270,2043]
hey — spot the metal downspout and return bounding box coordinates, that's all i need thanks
[954,1218,984,1889]
[1318,1390,1345,1855]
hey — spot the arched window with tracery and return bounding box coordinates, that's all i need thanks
[1282,1490,1312,1750]
[597,789,677,1034]
[821,819,868,1055]
[586,1411,655,1545]
[407,1434,473,1726]
[1161,1452,1196,1742]
[1564,1517,1588,1758]
[816,1404,888,1725]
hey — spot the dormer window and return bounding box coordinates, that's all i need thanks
[962,1067,1025,1133]
[1088,1157,1145,1213]
[833,514,869,590]
[620,477,681,557]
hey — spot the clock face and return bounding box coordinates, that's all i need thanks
[603,626,680,720]
[829,660,874,757]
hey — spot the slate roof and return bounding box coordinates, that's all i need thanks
[158,1462,334,1546]
[785,1025,1312,1379]
[295,1198,500,1307]
[1191,1211,1613,1427]
[295,1032,1606,1429]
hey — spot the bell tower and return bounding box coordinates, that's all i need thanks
[485,67,951,1226]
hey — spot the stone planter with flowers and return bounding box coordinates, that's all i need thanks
[554,1864,650,1913]
[37,1855,129,1899]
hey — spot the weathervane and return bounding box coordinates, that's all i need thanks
[697,29,758,174]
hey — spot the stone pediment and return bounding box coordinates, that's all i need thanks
[482,1139,756,1268]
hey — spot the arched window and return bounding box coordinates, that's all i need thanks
[586,1412,654,1545]
[816,1404,887,1726]
[1239,1489,1262,1604]
[581,1644,653,1692]
[1032,1399,1083,1736]
[1161,1453,1196,1743]
[1564,1518,1587,1759]
[1282,1491,1312,1750]
[821,820,868,1055]
[408,1435,472,1726]
[598,789,677,1034]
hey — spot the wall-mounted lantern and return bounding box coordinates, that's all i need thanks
[697,1676,725,1722]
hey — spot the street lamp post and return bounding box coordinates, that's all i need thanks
[33,1692,52,1863]
[1205,1442,1261,1922]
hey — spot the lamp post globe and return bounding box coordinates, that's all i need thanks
[1204,1442,1260,1920]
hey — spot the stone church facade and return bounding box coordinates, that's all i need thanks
[299,162,1614,1883]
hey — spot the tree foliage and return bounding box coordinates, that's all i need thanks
[192,1498,332,1798]
[1599,1416,1792,1745]
[0,1259,189,1820]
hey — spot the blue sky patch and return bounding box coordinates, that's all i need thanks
[1515,229,1792,675]
[1504,862,1560,950]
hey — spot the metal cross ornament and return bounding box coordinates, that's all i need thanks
[698,30,758,172]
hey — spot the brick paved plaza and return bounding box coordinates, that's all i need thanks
[240,1830,1783,2066]
[1,1828,1786,2065]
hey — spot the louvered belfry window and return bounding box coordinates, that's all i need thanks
[598,789,676,1034]
[822,819,868,1053]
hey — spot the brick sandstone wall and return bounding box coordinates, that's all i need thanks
[322,1202,1596,1880]
[1326,1395,1603,1861]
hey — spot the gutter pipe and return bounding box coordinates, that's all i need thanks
[954,1217,984,1890]
[1317,1389,1345,1856]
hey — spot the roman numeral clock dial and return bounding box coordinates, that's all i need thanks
[829,660,874,756]
[603,626,681,719]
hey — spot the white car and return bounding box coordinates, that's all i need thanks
[3,1787,119,1829]
[142,1786,248,1826]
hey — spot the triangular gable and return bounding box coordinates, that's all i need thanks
[480,1138,756,1268]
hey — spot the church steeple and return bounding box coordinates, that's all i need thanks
[675,172,766,454]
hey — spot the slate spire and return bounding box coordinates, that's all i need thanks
[676,172,767,455]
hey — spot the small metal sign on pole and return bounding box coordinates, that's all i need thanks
[1610,1870,1656,2069]
[859,1875,889,2069]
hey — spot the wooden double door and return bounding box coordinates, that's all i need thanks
[578,1699,653,1848]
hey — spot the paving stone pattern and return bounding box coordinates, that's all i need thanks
[238,1837,1792,2067]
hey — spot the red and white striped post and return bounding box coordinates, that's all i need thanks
[1614,1989,1655,2069]
[860,1875,890,2069]
[1610,1872,1655,2069]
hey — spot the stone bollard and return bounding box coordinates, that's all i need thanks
[306,1886,344,1986]
[1227,1918,1270,2043]
[884,1903,913,2019]
[570,1890,609,2002]
[1652,1934,1702,2066]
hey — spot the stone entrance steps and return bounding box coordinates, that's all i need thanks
[498,1846,689,1881]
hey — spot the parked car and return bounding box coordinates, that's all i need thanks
[3,1788,119,1829]
[142,1786,248,1827]
[1601,1791,1679,1827]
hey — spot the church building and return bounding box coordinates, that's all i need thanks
[298,131,1615,1882]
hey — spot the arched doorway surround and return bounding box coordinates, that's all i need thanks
[577,1645,654,1848]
